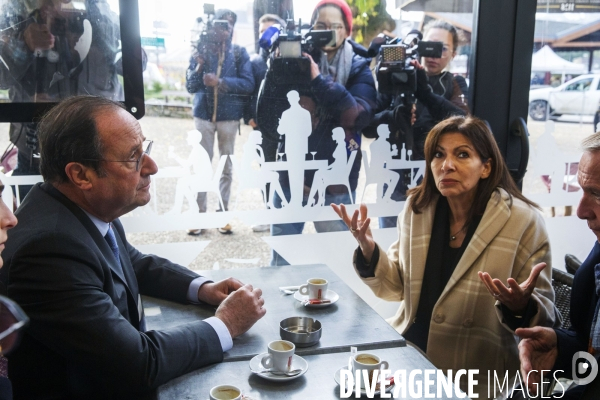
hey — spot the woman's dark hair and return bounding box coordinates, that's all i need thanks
[408,115,539,223]
[423,19,461,53]
[38,95,125,183]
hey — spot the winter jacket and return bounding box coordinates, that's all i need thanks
[186,42,254,121]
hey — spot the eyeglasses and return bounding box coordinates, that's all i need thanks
[314,22,345,31]
[0,295,28,355]
[85,140,153,172]
[440,46,451,58]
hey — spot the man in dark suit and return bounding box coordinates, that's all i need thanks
[1,96,266,399]
[516,132,600,399]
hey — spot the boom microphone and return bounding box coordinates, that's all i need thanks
[259,25,280,50]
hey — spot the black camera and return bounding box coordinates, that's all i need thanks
[374,32,442,99]
[259,19,335,85]
[193,4,231,55]
[255,20,335,145]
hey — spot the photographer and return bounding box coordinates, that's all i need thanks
[371,20,469,228]
[186,8,253,235]
[270,0,377,265]
[0,0,125,196]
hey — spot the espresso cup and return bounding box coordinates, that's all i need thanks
[209,384,242,400]
[298,278,328,300]
[352,353,389,391]
[260,340,295,372]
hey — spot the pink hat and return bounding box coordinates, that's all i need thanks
[312,0,353,34]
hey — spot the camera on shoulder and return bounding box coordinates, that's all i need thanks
[372,31,442,99]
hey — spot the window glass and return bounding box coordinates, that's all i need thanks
[0,0,124,103]
[0,0,476,275]
[523,0,599,264]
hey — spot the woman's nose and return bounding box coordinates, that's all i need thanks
[442,158,455,171]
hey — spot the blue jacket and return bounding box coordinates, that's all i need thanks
[302,48,377,191]
[555,242,600,374]
[186,42,254,121]
[243,50,268,125]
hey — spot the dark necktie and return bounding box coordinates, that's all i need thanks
[104,224,121,270]
[104,224,146,331]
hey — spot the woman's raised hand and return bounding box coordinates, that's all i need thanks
[477,262,547,315]
[331,203,376,262]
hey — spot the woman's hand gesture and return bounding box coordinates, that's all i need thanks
[331,203,376,262]
[478,262,547,314]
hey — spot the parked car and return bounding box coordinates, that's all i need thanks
[529,73,600,121]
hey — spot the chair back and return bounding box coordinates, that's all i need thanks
[565,253,582,275]
[552,268,574,330]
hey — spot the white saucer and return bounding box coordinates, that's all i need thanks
[334,366,395,395]
[249,353,308,382]
[293,289,339,308]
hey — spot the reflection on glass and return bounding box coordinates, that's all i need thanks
[0,0,124,103]
[523,2,594,210]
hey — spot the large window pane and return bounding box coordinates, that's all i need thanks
[523,1,598,264]
[0,0,476,280]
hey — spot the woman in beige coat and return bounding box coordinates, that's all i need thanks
[333,116,559,398]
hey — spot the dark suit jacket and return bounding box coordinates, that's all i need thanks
[554,241,600,396]
[1,183,223,399]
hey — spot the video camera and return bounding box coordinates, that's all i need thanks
[254,19,335,146]
[192,4,231,55]
[258,19,335,85]
[371,31,443,100]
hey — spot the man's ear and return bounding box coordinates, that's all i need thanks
[64,162,94,190]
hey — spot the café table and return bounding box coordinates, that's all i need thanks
[157,345,469,399]
[144,264,405,361]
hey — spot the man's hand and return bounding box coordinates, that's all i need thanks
[515,326,558,393]
[192,50,205,72]
[215,284,266,338]
[203,73,219,87]
[197,277,243,306]
[249,119,258,129]
[24,23,55,52]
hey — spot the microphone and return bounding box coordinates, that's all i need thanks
[259,25,280,50]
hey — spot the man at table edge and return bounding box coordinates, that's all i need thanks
[516,131,600,399]
[0,95,266,399]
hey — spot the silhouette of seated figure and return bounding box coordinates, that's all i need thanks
[308,127,352,207]
[167,130,216,214]
[239,130,289,209]
[369,124,401,202]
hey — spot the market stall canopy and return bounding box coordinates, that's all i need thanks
[531,45,587,73]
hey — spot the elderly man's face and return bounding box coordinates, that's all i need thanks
[577,150,600,242]
[88,108,158,222]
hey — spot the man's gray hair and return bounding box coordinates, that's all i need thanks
[581,132,600,152]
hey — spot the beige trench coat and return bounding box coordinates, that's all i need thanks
[355,189,559,398]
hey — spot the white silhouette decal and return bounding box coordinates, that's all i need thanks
[235,130,289,209]
[307,127,356,206]
[367,125,401,202]
[277,90,313,208]
[166,130,227,214]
